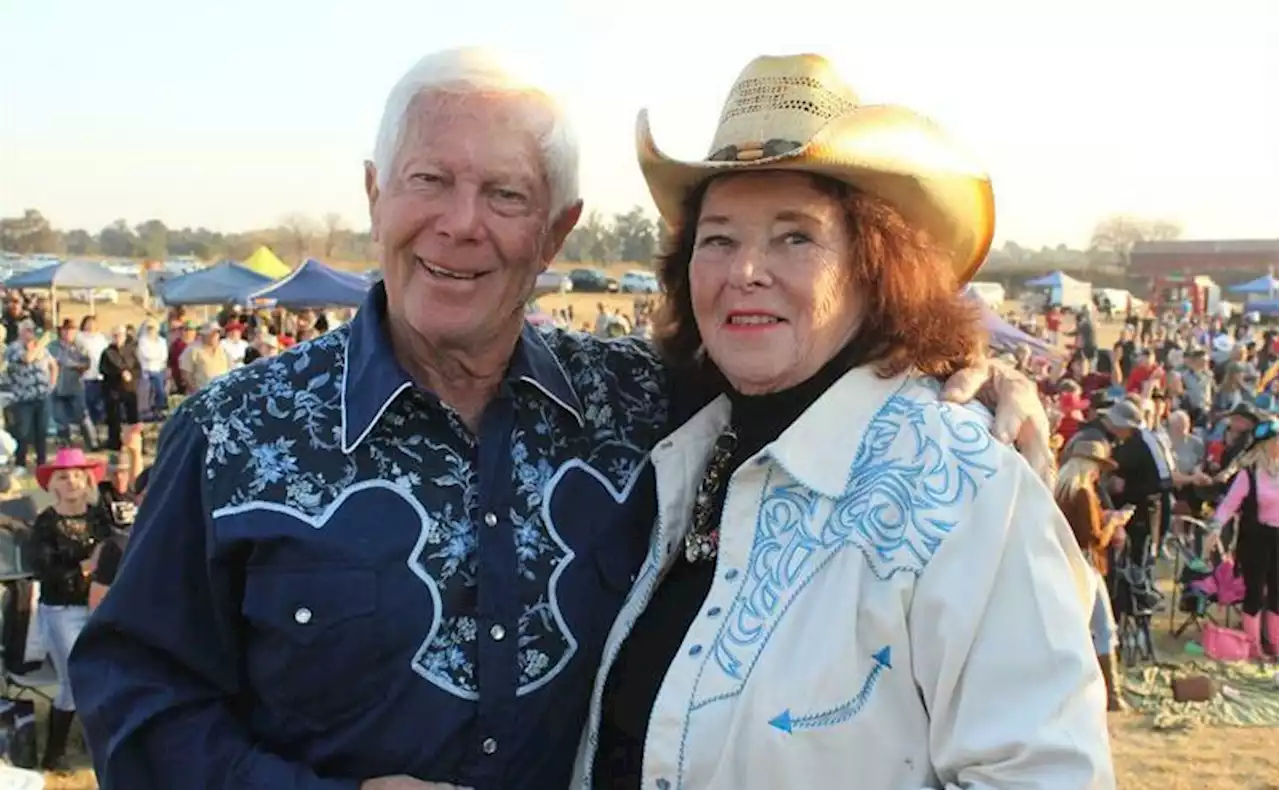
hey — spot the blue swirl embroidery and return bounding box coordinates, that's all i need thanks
[768,645,892,733]
[698,385,997,705]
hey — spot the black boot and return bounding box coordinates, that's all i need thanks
[41,707,74,772]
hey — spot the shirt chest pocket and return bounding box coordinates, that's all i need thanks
[240,567,390,727]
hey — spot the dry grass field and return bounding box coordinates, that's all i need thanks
[23,268,1279,789]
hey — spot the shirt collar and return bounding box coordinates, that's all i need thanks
[341,283,582,453]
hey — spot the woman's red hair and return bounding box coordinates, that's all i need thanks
[654,173,985,383]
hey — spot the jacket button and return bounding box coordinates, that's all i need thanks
[294,607,312,625]
[481,737,498,755]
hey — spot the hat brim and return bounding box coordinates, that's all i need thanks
[636,105,996,284]
[36,459,105,491]
[1081,453,1119,472]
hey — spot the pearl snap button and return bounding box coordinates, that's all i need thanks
[294,607,312,625]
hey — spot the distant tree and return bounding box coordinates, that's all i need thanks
[1089,215,1183,265]
[64,228,97,256]
[0,209,58,254]
[612,206,659,265]
[99,219,140,257]
[322,213,347,259]
[135,219,168,260]
[279,214,316,260]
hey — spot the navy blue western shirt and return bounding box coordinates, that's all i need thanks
[69,284,670,790]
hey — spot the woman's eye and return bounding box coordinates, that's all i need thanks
[698,235,732,248]
[782,231,812,245]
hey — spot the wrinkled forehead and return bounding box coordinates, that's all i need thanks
[394,90,552,185]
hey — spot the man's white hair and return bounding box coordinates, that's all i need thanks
[372,47,581,218]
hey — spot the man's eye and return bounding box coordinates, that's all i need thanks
[493,188,527,203]
[411,173,442,184]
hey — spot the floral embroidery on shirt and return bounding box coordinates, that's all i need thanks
[185,325,668,700]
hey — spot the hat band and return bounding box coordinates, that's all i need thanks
[708,138,804,163]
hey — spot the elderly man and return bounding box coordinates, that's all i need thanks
[70,48,1048,790]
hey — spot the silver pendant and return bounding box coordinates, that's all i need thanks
[684,531,718,563]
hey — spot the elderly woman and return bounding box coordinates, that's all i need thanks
[575,54,1111,789]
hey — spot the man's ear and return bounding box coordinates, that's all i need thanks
[364,160,381,242]
[541,200,583,266]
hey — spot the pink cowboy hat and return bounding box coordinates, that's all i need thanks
[36,448,106,491]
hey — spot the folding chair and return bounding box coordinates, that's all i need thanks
[2,661,56,705]
[1113,531,1162,667]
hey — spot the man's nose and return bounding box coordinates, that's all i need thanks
[434,191,483,240]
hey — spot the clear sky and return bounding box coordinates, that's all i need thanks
[1,0,1276,248]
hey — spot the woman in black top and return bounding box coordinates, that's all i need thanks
[30,448,110,771]
[97,325,141,451]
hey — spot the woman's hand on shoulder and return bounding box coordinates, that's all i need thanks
[942,356,1053,485]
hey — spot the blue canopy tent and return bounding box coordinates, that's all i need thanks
[1245,300,1279,318]
[5,259,144,293]
[5,259,146,323]
[1022,270,1093,309]
[158,261,274,307]
[1229,275,1279,295]
[241,258,370,309]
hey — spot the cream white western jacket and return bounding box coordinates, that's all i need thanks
[573,368,1114,789]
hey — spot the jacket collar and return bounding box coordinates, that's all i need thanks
[665,366,913,501]
[341,283,582,453]
[765,367,912,499]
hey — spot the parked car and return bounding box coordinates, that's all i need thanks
[568,268,618,293]
[619,270,660,294]
[535,270,573,296]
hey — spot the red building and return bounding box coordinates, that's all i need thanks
[1130,239,1277,284]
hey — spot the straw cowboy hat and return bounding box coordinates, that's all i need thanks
[36,448,106,491]
[1064,439,1118,472]
[636,53,996,282]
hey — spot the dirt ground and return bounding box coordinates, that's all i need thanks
[26,275,1279,789]
[33,713,1280,789]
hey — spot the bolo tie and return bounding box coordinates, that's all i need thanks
[683,426,740,563]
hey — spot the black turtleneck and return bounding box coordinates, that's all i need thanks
[592,350,857,789]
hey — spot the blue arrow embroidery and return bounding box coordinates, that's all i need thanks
[769,646,892,734]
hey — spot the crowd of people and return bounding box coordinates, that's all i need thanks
[0,290,357,773]
[0,43,1275,790]
[542,297,658,340]
[1012,301,1279,707]
[0,289,356,477]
